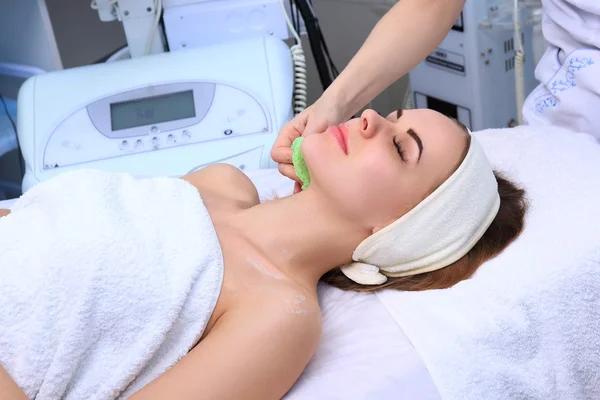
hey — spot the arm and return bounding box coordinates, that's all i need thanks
[129,300,321,400]
[0,209,10,218]
[271,0,465,186]
[324,0,466,120]
[1,364,28,400]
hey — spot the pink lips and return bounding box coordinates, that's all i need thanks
[329,124,348,154]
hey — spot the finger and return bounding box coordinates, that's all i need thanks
[273,114,307,149]
[273,124,299,149]
[293,182,302,194]
[287,110,310,133]
[271,126,301,165]
[271,146,294,165]
[278,163,300,183]
[304,118,331,137]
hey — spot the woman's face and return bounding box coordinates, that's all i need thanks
[301,108,469,232]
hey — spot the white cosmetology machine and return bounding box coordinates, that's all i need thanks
[407,0,542,131]
[17,36,293,192]
[17,0,335,192]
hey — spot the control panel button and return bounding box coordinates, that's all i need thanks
[182,130,191,139]
[224,129,233,135]
[135,139,144,149]
[120,140,129,151]
[150,126,159,134]
[167,134,176,144]
[151,137,160,146]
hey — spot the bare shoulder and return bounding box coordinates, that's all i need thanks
[228,282,323,352]
[181,163,259,208]
[247,284,323,339]
[130,283,322,400]
[204,288,322,397]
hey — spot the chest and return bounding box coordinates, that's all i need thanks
[197,192,289,335]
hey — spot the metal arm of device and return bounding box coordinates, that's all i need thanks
[91,0,166,58]
[478,0,542,125]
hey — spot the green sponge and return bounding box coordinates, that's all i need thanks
[291,137,311,190]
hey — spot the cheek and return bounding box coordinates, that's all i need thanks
[353,153,427,220]
[350,153,401,206]
[301,134,344,182]
[358,151,396,188]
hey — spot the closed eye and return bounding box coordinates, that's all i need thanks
[393,136,407,162]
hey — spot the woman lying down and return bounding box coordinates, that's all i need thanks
[0,108,527,400]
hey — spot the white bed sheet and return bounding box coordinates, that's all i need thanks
[6,124,598,399]
[374,125,600,400]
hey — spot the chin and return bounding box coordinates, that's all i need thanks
[300,138,327,174]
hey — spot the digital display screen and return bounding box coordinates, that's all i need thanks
[110,90,196,131]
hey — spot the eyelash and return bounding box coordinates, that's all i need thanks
[393,136,407,162]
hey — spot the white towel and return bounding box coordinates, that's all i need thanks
[377,126,600,400]
[0,169,224,399]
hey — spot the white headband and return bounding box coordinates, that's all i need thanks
[340,135,500,285]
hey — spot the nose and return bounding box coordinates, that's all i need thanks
[359,109,385,139]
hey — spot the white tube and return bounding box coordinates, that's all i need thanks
[514,0,525,125]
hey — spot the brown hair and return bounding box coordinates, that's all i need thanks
[321,129,529,292]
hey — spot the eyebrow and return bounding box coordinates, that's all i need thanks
[395,109,423,162]
[407,128,423,162]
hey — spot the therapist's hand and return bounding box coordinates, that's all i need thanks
[271,100,345,193]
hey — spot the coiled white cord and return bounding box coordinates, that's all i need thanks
[290,43,308,115]
[514,0,526,125]
[279,0,308,115]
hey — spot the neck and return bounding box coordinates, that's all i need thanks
[231,190,369,289]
